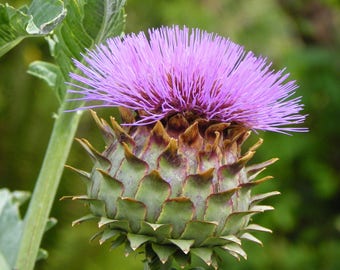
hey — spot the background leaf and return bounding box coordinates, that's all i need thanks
[27,61,63,102]
[26,0,66,35]
[0,188,57,268]
[45,0,126,102]
[0,4,30,57]
[0,189,30,268]
[0,0,66,57]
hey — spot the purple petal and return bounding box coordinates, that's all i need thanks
[68,25,307,133]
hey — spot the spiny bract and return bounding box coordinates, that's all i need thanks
[66,110,279,269]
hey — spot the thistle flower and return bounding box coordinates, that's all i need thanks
[66,26,306,269]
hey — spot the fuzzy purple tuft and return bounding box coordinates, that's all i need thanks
[68,26,307,133]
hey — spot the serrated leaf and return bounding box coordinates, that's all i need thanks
[0,0,66,57]
[22,0,127,103]
[0,4,30,57]
[50,0,126,103]
[82,0,126,43]
[26,0,66,35]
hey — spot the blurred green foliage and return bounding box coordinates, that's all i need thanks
[0,0,339,269]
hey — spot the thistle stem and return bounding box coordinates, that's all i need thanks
[15,106,83,270]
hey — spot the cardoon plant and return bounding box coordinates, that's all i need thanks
[66,26,306,269]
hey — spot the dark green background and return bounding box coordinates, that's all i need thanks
[0,0,339,269]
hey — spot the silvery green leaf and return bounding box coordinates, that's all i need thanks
[0,189,56,267]
[0,189,30,268]
[49,0,126,103]
[0,0,66,57]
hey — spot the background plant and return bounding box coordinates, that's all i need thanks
[0,0,339,269]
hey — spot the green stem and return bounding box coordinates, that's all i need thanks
[15,105,83,270]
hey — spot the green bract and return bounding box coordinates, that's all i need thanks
[66,110,279,269]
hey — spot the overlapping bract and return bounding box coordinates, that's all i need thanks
[69,26,306,133]
[66,111,280,268]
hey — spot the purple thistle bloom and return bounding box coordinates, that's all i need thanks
[68,25,306,133]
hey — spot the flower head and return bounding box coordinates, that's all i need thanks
[69,26,306,133]
[68,26,308,267]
